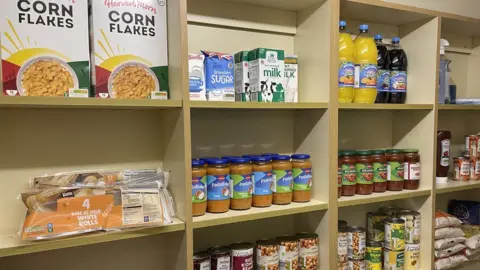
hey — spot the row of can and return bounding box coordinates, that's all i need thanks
[453,156,480,181]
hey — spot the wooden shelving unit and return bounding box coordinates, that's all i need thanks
[2,0,480,270]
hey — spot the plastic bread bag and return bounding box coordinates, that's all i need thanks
[436,227,465,240]
[436,210,463,229]
[435,237,467,250]
[464,247,480,257]
[20,187,115,240]
[435,244,466,259]
[434,254,468,270]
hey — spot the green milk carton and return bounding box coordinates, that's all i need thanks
[248,48,285,102]
[234,51,250,102]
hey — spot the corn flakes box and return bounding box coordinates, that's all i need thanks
[0,0,90,97]
[91,0,169,99]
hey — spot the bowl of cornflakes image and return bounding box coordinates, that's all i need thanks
[108,61,159,99]
[17,56,79,97]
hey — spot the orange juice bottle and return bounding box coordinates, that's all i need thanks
[338,21,355,103]
[353,24,378,103]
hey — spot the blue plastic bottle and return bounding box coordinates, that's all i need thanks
[374,34,390,103]
[388,37,408,104]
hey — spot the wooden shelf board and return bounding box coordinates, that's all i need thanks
[436,180,480,194]
[0,218,185,258]
[190,101,328,110]
[221,0,324,11]
[438,104,480,111]
[441,15,480,37]
[193,199,328,229]
[339,103,433,110]
[338,188,431,207]
[0,96,182,109]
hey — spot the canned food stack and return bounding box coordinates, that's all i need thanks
[452,135,480,181]
[434,211,467,270]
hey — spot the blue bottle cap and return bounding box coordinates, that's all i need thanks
[359,24,369,31]
[339,20,347,27]
[250,156,272,162]
[291,154,311,159]
[206,158,228,165]
[192,159,205,166]
[392,37,400,43]
[374,34,382,40]
[229,157,250,164]
[272,155,291,161]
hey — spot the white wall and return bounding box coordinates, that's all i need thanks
[383,0,480,19]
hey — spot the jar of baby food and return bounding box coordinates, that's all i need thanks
[372,150,387,193]
[206,159,230,213]
[386,149,404,191]
[251,156,274,207]
[272,155,293,205]
[292,154,313,202]
[200,157,217,168]
[229,157,253,210]
[338,152,343,198]
[262,153,280,158]
[341,151,357,196]
[403,149,420,190]
[355,150,374,195]
[192,159,207,217]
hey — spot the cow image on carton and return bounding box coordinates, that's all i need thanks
[202,51,235,102]
[285,56,298,102]
[234,51,251,102]
[249,48,285,102]
[188,54,206,101]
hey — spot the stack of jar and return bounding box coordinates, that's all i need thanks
[453,135,480,181]
[193,232,319,270]
[338,149,420,198]
[192,153,313,216]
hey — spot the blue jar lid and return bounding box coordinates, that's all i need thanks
[199,157,217,161]
[251,156,272,162]
[262,153,279,157]
[230,157,250,164]
[192,159,205,166]
[339,20,347,27]
[272,155,291,161]
[359,24,369,31]
[207,158,228,165]
[222,156,240,161]
[242,154,258,158]
[291,154,311,159]
[374,34,382,40]
[392,37,400,43]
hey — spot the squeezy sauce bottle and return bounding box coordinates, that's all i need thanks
[374,34,390,103]
[353,24,378,103]
[338,20,355,103]
[388,37,408,104]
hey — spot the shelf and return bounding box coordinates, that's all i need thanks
[441,14,480,37]
[338,188,431,207]
[0,218,185,258]
[0,96,182,110]
[221,0,323,11]
[436,180,480,194]
[339,103,434,110]
[192,199,328,229]
[438,104,480,110]
[190,101,328,110]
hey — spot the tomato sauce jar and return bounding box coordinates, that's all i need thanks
[338,152,343,198]
[386,149,404,191]
[403,149,420,190]
[341,150,357,196]
[355,150,374,195]
[292,154,313,202]
[372,149,387,193]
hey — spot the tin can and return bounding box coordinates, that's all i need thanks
[348,226,367,260]
[385,218,405,250]
[348,259,366,270]
[339,220,348,228]
[470,157,480,181]
[384,248,404,270]
[466,135,479,157]
[297,232,319,270]
[396,210,421,244]
[338,226,348,263]
[338,261,348,270]
[256,239,279,270]
[277,236,298,270]
[230,242,253,270]
[193,251,211,270]
[454,157,470,181]
[366,241,383,270]
[208,246,231,270]
[404,243,420,270]
[367,212,388,241]
[378,206,401,217]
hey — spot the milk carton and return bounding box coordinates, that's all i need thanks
[249,48,285,102]
[285,56,298,102]
[188,54,206,101]
[234,51,250,102]
[202,51,235,102]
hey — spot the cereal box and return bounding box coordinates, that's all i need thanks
[249,48,285,102]
[202,51,234,102]
[0,0,90,97]
[188,53,206,101]
[234,51,250,102]
[91,0,169,99]
[285,55,298,102]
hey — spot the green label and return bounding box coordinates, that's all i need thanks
[373,162,387,183]
[273,169,293,193]
[388,161,404,181]
[396,252,405,267]
[293,168,312,191]
[366,247,382,263]
[231,174,253,199]
[342,164,356,186]
[338,166,342,187]
[192,176,207,203]
[355,163,374,184]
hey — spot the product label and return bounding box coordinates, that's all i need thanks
[213,256,230,270]
[368,215,386,242]
[338,166,342,187]
[293,168,312,191]
[232,249,253,270]
[440,139,451,167]
[199,261,210,270]
[470,138,478,157]
[253,171,273,195]
[387,161,404,181]
[249,48,285,103]
[273,169,293,193]
[230,174,253,199]
[342,164,356,186]
[279,245,299,270]
[385,222,405,250]
[256,247,279,268]
[207,174,230,200]
[404,244,420,270]
[354,64,377,89]
[385,250,404,270]
[338,232,348,263]
[192,176,207,203]
[348,260,366,270]
[398,214,421,244]
[299,239,319,269]
[462,161,471,176]
[121,190,163,225]
[404,162,421,180]
[348,232,366,260]
[366,246,382,263]
[390,71,407,92]
[373,162,387,183]
[339,61,354,88]
[377,69,390,91]
[355,163,374,184]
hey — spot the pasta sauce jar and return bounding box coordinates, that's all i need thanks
[192,159,207,217]
[272,155,293,205]
[206,159,231,213]
[372,150,387,192]
[386,149,404,191]
[355,150,374,195]
[403,149,420,190]
[251,156,274,207]
[292,154,313,202]
[341,151,357,196]
[229,157,253,210]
